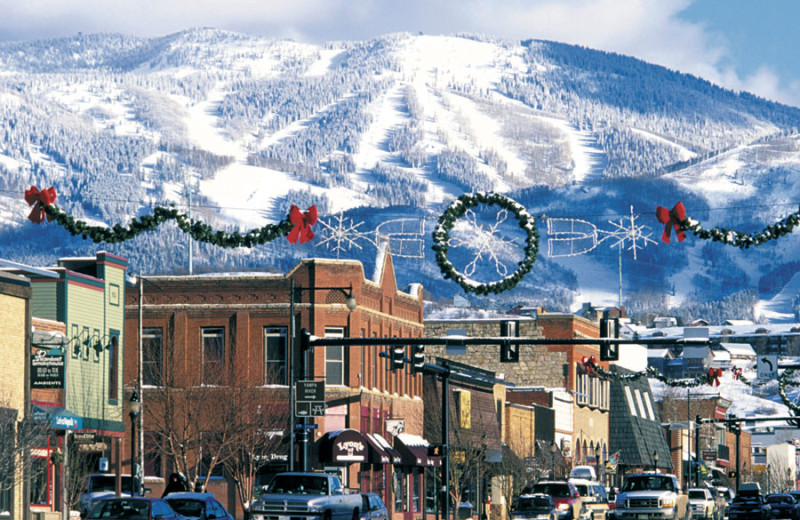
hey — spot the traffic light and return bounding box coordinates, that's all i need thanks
[411,345,425,374]
[391,345,405,371]
[500,340,519,363]
[599,317,619,361]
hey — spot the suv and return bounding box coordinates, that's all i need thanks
[525,481,582,520]
[513,494,558,520]
[688,488,715,520]
[570,479,609,520]
[79,474,136,517]
[728,483,771,520]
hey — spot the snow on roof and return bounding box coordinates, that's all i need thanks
[647,348,671,358]
[711,350,731,361]
[720,343,756,356]
[397,432,429,447]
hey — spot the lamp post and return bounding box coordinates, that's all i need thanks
[652,451,659,473]
[595,445,601,484]
[550,442,557,478]
[129,391,141,496]
[289,282,356,472]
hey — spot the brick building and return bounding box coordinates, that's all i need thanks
[0,272,32,520]
[124,254,428,520]
[425,313,610,473]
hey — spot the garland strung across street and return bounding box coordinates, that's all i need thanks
[581,356,761,388]
[657,201,800,249]
[24,186,318,246]
[432,192,538,295]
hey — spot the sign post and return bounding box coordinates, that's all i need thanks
[295,380,325,417]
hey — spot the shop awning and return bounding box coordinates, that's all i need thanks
[394,433,441,467]
[373,433,403,465]
[319,429,395,464]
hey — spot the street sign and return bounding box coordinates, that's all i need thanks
[758,355,778,380]
[296,380,325,417]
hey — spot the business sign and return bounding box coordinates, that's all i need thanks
[73,432,97,445]
[31,349,64,389]
[295,380,325,417]
[50,409,82,430]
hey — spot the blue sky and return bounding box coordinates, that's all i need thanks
[0,0,798,107]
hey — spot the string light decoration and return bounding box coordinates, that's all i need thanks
[432,192,538,295]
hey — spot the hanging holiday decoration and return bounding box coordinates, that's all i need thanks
[432,192,538,295]
[315,213,427,260]
[779,368,800,417]
[25,185,58,224]
[24,186,308,248]
[657,200,800,249]
[548,206,657,260]
[287,205,318,244]
[580,356,769,388]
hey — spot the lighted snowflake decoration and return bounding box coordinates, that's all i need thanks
[316,212,369,259]
[547,206,656,260]
[448,208,518,277]
[597,206,657,260]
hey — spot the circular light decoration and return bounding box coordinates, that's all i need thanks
[432,192,538,295]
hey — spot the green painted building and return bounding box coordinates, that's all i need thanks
[27,251,128,437]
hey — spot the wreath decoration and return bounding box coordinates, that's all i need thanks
[432,192,538,295]
[657,201,800,249]
[24,186,318,247]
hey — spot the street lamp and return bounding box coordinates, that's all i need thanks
[594,445,601,483]
[129,391,141,496]
[288,281,357,472]
[550,442,557,478]
[652,451,659,473]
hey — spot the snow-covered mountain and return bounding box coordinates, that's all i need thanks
[2,29,800,321]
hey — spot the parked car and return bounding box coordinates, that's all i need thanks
[525,480,582,520]
[79,473,138,517]
[360,494,388,520]
[512,494,558,520]
[86,497,185,520]
[570,467,599,482]
[569,479,609,520]
[765,494,799,520]
[164,492,234,520]
[728,484,771,520]
[688,488,716,520]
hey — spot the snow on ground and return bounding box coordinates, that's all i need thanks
[305,49,346,77]
[185,88,243,159]
[535,114,605,183]
[556,254,621,311]
[351,84,407,183]
[630,127,695,161]
[755,271,800,323]
[0,153,21,171]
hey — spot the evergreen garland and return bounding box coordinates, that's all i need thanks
[679,206,800,249]
[42,203,294,248]
[432,192,539,295]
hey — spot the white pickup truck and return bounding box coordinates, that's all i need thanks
[610,473,689,520]
[250,472,363,520]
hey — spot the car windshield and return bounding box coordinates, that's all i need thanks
[517,497,552,510]
[267,475,329,495]
[89,476,134,493]
[88,499,150,519]
[621,476,675,492]
[166,499,205,517]
[575,485,590,496]
[531,484,570,498]
[689,491,707,500]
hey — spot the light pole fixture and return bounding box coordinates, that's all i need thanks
[129,391,141,496]
[550,441,557,478]
[652,451,659,473]
[288,282,357,473]
[595,445,601,482]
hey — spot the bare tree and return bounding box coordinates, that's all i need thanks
[0,403,48,507]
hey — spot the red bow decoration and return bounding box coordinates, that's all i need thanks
[707,367,722,386]
[656,202,687,244]
[582,355,597,374]
[24,186,57,224]
[731,366,742,380]
[287,205,318,244]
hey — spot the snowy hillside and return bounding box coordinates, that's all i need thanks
[1,29,800,320]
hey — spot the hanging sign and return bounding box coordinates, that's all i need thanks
[31,349,64,389]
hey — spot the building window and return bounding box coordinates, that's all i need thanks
[202,328,225,385]
[29,455,49,506]
[372,332,378,390]
[144,431,162,477]
[108,333,119,401]
[624,386,638,417]
[142,328,163,386]
[634,389,648,420]
[264,327,288,385]
[325,327,345,386]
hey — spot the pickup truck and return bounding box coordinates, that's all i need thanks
[610,473,689,520]
[687,488,715,520]
[250,472,363,520]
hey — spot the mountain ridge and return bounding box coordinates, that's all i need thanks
[1,30,799,322]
